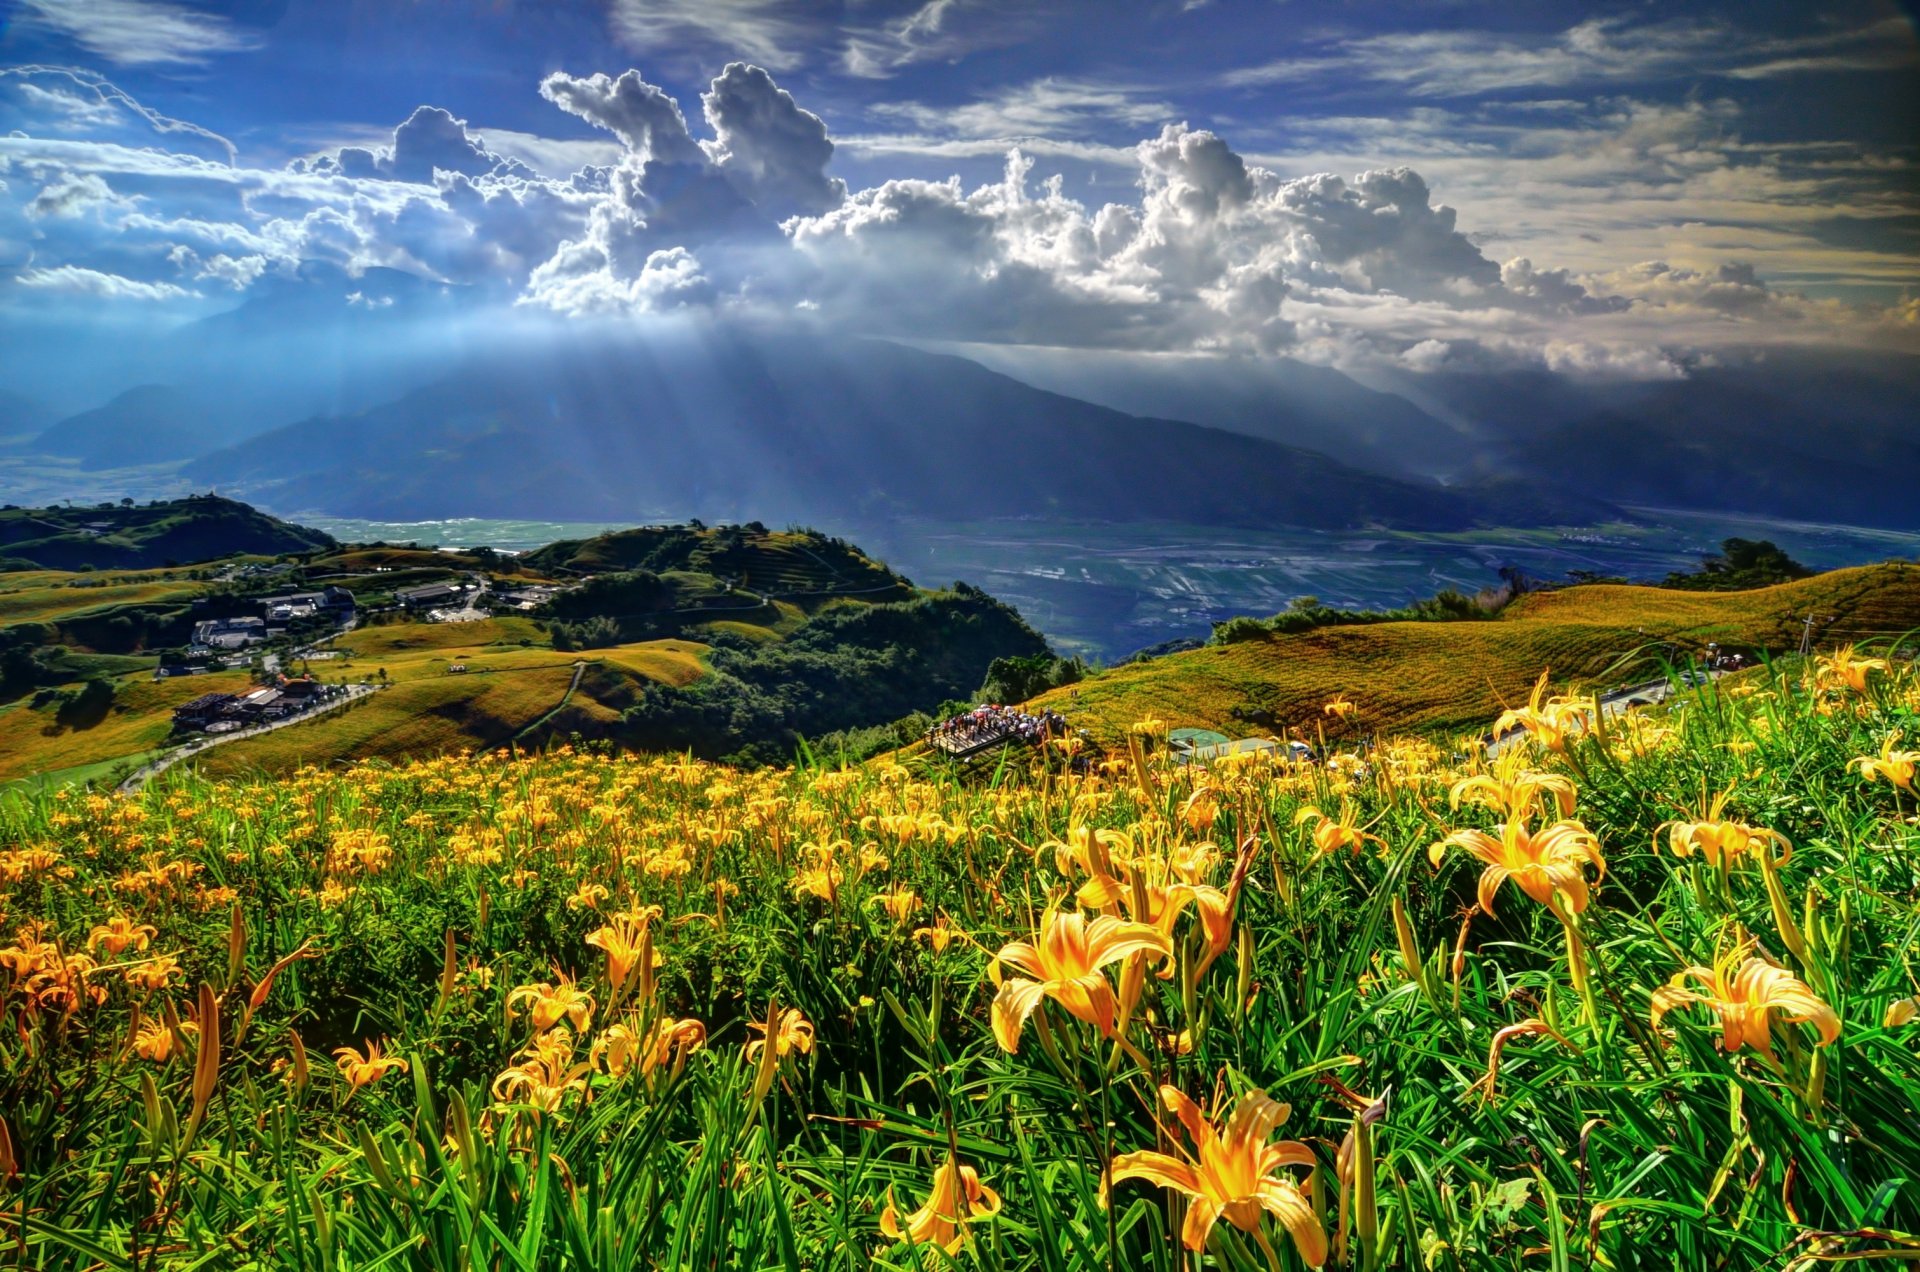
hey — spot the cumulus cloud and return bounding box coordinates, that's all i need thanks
[298,107,534,184]
[700,63,846,217]
[2,57,1911,374]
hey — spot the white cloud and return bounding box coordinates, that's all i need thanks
[16,0,259,68]
[700,62,846,217]
[1224,15,1918,98]
[867,75,1167,141]
[2,56,1913,376]
[15,263,196,299]
[608,0,814,73]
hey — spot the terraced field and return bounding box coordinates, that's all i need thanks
[1034,562,1920,745]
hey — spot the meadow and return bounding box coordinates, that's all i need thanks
[1039,562,1920,746]
[1,642,1917,1269]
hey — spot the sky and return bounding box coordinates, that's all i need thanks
[2,0,1917,380]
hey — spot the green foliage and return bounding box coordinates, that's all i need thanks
[0,494,334,571]
[3,655,1918,1268]
[1212,586,1495,644]
[619,584,1049,761]
[1664,537,1816,591]
[977,652,1087,704]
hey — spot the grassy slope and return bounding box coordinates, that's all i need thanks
[0,670,255,782]
[0,569,205,627]
[194,637,709,777]
[1034,562,1920,745]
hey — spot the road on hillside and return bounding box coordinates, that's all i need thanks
[118,684,383,794]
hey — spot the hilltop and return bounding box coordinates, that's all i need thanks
[1029,562,1920,746]
[0,494,335,572]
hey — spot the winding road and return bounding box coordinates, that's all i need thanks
[117,684,383,794]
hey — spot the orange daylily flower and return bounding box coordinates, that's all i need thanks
[507,974,596,1034]
[1428,819,1605,916]
[879,1154,1002,1253]
[1816,645,1886,696]
[1650,945,1840,1057]
[1494,672,1593,753]
[333,1038,409,1089]
[87,915,156,957]
[1109,1085,1325,1265]
[1657,793,1790,868]
[989,908,1171,1052]
[1852,732,1919,792]
[1449,750,1577,822]
[1293,802,1385,859]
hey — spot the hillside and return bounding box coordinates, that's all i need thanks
[1031,562,1920,745]
[0,517,1052,783]
[185,329,1607,531]
[0,495,336,571]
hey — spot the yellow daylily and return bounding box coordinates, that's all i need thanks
[1428,819,1605,916]
[132,1016,191,1062]
[869,885,922,926]
[1852,732,1919,792]
[87,915,156,957]
[1885,997,1918,1029]
[1294,802,1386,859]
[1109,1085,1325,1265]
[989,908,1172,1052]
[1650,945,1840,1057]
[596,1015,706,1079]
[744,1003,814,1066]
[492,1028,592,1113]
[879,1154,1003,1253]
[1657,792,1790,868]
[585,910,661,1000]
[1494,672,1593,753]
[123,954,184,993]
[1323,699,1356,721]
[1449,750,1577,822]
[333,1039,409,1089]
[745,1001,814,1103]
[507,974,596,1034]
[1816,645,1886,696]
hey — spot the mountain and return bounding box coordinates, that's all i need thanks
[944,345,1478,478]
[0,389,53,443]
[35,386,245,469]
[188,329,1602,531]
[0,494,337,571]
[1373,350,1920,528]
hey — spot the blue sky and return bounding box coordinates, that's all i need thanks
[2,0,1916,378]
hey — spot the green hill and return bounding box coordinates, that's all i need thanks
[0,494,336,571]
[1030,562,1920,746]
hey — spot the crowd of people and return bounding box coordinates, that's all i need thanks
[927,704,1069,754]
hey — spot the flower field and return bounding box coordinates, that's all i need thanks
[2,650,1918,1269]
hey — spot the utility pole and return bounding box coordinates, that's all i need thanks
[1796,614,1834,657]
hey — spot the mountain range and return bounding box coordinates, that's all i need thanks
[4,265,1916,532]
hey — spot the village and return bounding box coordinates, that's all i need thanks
[162,568,566,738]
